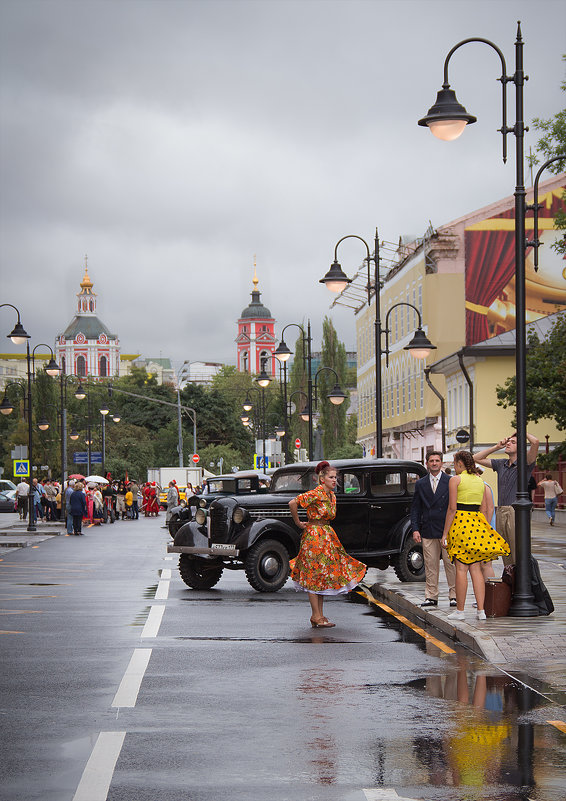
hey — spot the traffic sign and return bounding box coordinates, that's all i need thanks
[295,438,301,449]
[455,429,470,443]
[192,453,200,464]
[13,459,30,477]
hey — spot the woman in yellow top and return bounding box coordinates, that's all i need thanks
[441,451,510,620]
[289,461,366,629]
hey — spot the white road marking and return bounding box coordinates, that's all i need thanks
[111,649,152,708]
[155,580,170,600]
[72,730,126,801]
[160,568,172,578]
[164,556,173,561]
[140,605,165,638]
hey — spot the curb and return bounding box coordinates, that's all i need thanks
[364,579,508,663]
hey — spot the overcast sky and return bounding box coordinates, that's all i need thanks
[1,0,565,371]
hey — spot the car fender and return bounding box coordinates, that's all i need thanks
[173,521,208,548]
[384,515,414,552]
[234,518,300,556]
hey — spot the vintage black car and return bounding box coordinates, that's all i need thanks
[167,471,270,537]
[167,459,427,592]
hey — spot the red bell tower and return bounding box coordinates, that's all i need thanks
[236,267,276,376]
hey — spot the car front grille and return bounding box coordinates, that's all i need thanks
[209,505,229,542]
[248,509,306,521]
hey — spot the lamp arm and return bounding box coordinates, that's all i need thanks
[384,302,424,367]
[333,234,371,264]
[0,303,23,322]
[442,34,510,163]
[527,154,566,268]
[30,342,56,377]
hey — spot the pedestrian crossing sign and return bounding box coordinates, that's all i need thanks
[13,459,30,477]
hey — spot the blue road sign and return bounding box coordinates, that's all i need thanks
[73,452,88,464]
[90,452,102,464]
[13,459,30,477]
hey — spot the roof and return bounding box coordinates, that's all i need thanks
[240,288,273,319]
[62,315,117,340]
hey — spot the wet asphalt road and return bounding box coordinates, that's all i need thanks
[1,516,565,801]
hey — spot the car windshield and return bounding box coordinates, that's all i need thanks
[271,470,317,493]
[207,480,235,494]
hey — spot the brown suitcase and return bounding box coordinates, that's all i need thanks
[484,578,512,617]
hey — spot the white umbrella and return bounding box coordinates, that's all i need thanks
[84,475,109,484]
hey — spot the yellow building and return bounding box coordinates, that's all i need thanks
[338,172,565,460]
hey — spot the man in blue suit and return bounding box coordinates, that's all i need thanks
[411,451,456,608]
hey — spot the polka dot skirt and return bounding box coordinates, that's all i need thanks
[447,510,511,565]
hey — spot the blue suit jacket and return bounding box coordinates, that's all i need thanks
[410,472,450,540]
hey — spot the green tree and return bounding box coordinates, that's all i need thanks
[287,327,310,456]
[496,313,566,464]
[199,444,245,474]
[528,56,566,256]
[319,317,349,458]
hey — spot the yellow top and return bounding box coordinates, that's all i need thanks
[456,471,485,505]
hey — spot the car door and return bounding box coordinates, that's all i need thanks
[367,467,411,551]
[333,469,368,553]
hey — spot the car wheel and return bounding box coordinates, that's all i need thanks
[244,538,289,593]
[178,554,224,589]
[392,535,425,582]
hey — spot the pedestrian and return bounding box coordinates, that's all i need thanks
[164,481,178,527]
[201,479,209,495]
[44,479,58,521]
[474,432,539,564]
[125,485,133,519]
[69,481,87,535]
[442,451,510,620]
[15,478,30,520]
[92,484,104,521]
[32,478,44,522]
[116,480,127,520]
[55,485,62,520]
[64,479,75,534]
[538,473,563,526]
[288,461,366,628]
[129,480,139,519]
[410,451,457,608]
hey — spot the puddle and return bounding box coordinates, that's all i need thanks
[130,606,151,627]
[174,635,366,643]
[16,583,62,586]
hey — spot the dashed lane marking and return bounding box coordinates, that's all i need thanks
[0,629,24,634]
[155,580,169,600]
[548,720,566,734]
[160,569,171,579]
[0,609,43,614]
[112,649,152,708]
[357,590,456,654]
[140,605,165,639]
[72,730,126,801]
[363,790,430,800]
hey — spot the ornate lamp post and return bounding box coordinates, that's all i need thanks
[418,21,540,616]
[274,321,313,461]
[321,236,435,458]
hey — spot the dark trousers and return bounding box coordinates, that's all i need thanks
[17,497,28,519]
[132,501,139,520]
[72,514,83,534]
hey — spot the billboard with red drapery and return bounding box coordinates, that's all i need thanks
[464,185,566,345]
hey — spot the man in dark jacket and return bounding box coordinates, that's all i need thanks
[69,482,87,535]
[411,451,456,608]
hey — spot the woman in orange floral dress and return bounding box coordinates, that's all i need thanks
[289,461,366,628]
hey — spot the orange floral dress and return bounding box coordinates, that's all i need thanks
[289,485,366,595]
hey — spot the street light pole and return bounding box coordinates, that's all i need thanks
[418,21,539,617]
[274,320,314,460]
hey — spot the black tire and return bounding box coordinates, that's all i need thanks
[244,538,290,593]
[392,535,425,582]
[178,554,224,590]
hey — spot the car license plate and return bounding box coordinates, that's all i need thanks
[211,543,237,554]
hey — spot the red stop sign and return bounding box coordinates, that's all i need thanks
[295,438,301,449]
[192,453,200,464]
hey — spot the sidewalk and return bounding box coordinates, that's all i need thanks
[363,518,566,703]
[0,513,65,553]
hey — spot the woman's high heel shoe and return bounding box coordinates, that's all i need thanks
[310,616,336,628]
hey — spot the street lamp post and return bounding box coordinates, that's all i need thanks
[418,21,539,616]
[321,238,435,458]
[274,320,314,460]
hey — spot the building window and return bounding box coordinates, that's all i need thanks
[77,355,86,377]
[242,351,248,372]
[260,350,270,374]
[100,356,107,377]
[61,356,66,375]
[89,300,94,312]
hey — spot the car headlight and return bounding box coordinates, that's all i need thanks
[198,498,207,508]
[232,507,247,525]
[195,508,207,525]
